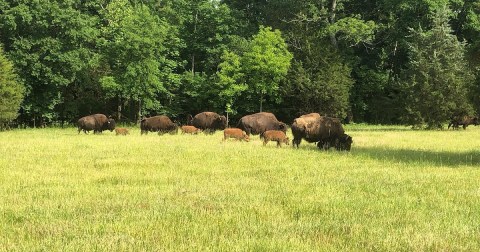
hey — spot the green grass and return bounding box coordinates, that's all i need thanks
[1,125,480,251]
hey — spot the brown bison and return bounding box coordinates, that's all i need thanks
[223,128,250,142]
[236,112,287,136]
[77,114,115,134]
[292,114,352,151]
[181,125,202,134]
[115,128,129,136]
[262,130,289,147]
[191,112,227,134]
[448,116,478,130]
[140,115,178,135]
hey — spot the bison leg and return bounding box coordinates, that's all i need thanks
[277,141,281,148]
[292,138,301,148]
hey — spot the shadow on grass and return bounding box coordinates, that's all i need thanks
[354,146,480,168]
[346,127,412,132]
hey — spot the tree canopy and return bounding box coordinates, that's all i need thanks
[0,0,478,128]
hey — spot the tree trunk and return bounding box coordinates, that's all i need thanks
[226,111,229,128]
[259,92,263,112]
[329,0,338,48]
[192,10,198,75]
[138,100,142,123]
[117,96,122,122]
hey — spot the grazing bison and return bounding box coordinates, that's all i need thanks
[140,115,178,135]
[317,133,353,151]
[448,116,478,130]
[77,114,115,134]
[115,128,129,136]
[262,130,289,147]
[181,125,202,134]
[223,128,250,142]
[236,112,287,136]
[191,112,227,133]
[292,114,351,151]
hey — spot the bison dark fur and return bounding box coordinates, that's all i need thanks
[140,115,178,135]
[237,112,287,137]
[317,133,353,151]
[292,114,350,151]
[77,114,115,134]
[192,112,227,134]
[448,116,478,130]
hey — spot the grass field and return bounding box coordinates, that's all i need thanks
[1,125,480,251]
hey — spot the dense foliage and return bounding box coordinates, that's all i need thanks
[0,0,479,128]
[0,45,23,128]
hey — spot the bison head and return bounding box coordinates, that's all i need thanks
[278,122,288,133]
[337,134,353,151]
[242,131,250,142]
[215,115,227,130]
[107,119,116,131]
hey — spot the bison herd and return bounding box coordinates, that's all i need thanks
[77,111,353,151]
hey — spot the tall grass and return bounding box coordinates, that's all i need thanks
[1,126,480,251]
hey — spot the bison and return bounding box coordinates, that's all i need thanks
[292,114,351,151]
[181,125,202,134]
[223,128,250,142]
[262,130,289,147]
[191,112,227,134]
[448,116,478,130]
[140,115,178,135]
[236,112,287,136]
[115,128,129,136]
[317,133,353,151]
[77,114,115,134]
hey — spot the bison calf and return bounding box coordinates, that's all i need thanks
[181,125,202,134]
[262,130,289,147]
[115,128,129,136]
[223,128,250,142]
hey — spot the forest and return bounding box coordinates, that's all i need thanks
[0,0,479,129]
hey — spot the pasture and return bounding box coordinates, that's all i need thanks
[1,125,480,251]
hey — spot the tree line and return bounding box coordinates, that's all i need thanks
[0,0,479,129]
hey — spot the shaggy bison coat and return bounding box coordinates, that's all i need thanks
[317,133,353,151]
[191,112,227,133]
[77,114,115,134]
[292,114,351,151]
[448,116,479,130]
[140,115,178,135]
[181,125,202,134]
[223,128,250,142]
[262,130,289,147]
[236,112,287,136]
[115,128,129,136]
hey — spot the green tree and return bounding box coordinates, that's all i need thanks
[0,1,100,126]
[400,8,474,129]
[215,50,247,120]
[99,0,178,120]
[0,45,24,129]
[242,26,292,112]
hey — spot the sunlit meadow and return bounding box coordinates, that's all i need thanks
[1,125,480,251]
